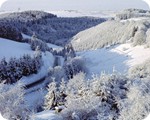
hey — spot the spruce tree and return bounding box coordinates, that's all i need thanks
[44,80,57,110]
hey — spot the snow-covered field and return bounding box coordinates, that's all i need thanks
[0,114,6,120]
[144,114,150,120]
[78,43,150,76]
[0,38,34,61]
[47,10,115,18]
[31,110,63,120]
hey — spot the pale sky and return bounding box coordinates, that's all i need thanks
[0,0,149,11]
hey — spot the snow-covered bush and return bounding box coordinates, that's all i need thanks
[44,79,67,111]
[47,66,65,83]
[29,34,49,52]
[0,82,30,120]
[146,29,150,47]
[128,59,150,78]
[60,73,128,120]
[63,56,87,79]
[132,30,146,46]
[119,78,150,120]
[63,44,76,61]
[44,80,57,110]
[44,71,150,120]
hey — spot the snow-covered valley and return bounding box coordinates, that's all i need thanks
[78,43,150,75]
[0,9,150,120]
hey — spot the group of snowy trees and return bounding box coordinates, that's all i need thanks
[63,56,87,79]
[115,9,150,20]
[45,42,85,82]
[26,16,105,45]
[27,33,49,52]
[0,54,42,83]
[0,11,56,42]
[71,14,150,51]
[44,71,150,120]
[0,21,22,42]
[0,82,30,120]
[46,56,86,84]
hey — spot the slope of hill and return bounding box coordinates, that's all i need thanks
[0,11,105,45]
[115,9,150,20]
[0,37,34,60]
[0,37,55,118]
[0,37,55,84]
[71,17,150,51]
[78,43,150,76]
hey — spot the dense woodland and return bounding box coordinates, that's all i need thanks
[0,11,105,45]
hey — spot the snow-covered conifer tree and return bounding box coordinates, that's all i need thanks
[44,80,57,110]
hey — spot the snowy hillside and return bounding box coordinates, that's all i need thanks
[115,9,150,20]
[71,17,150,51]
[0,38,34,60]
[0,11,105,45]
[0,37,55,84]
[78,43,150,76]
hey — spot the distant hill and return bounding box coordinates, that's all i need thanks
[71,9,150,51]
[115,9,150,20]
[0,10,105,45]
[0,11,56,42]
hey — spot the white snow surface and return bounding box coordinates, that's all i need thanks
[0,0,7,8]
[0,38,34,61]
[47,10,115,18]
[31,110,63,120]
[22,33,32,39]
[144,114,150,120]
[78,43,150,75]
[47,43,63,51]
[0,114,7,120]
